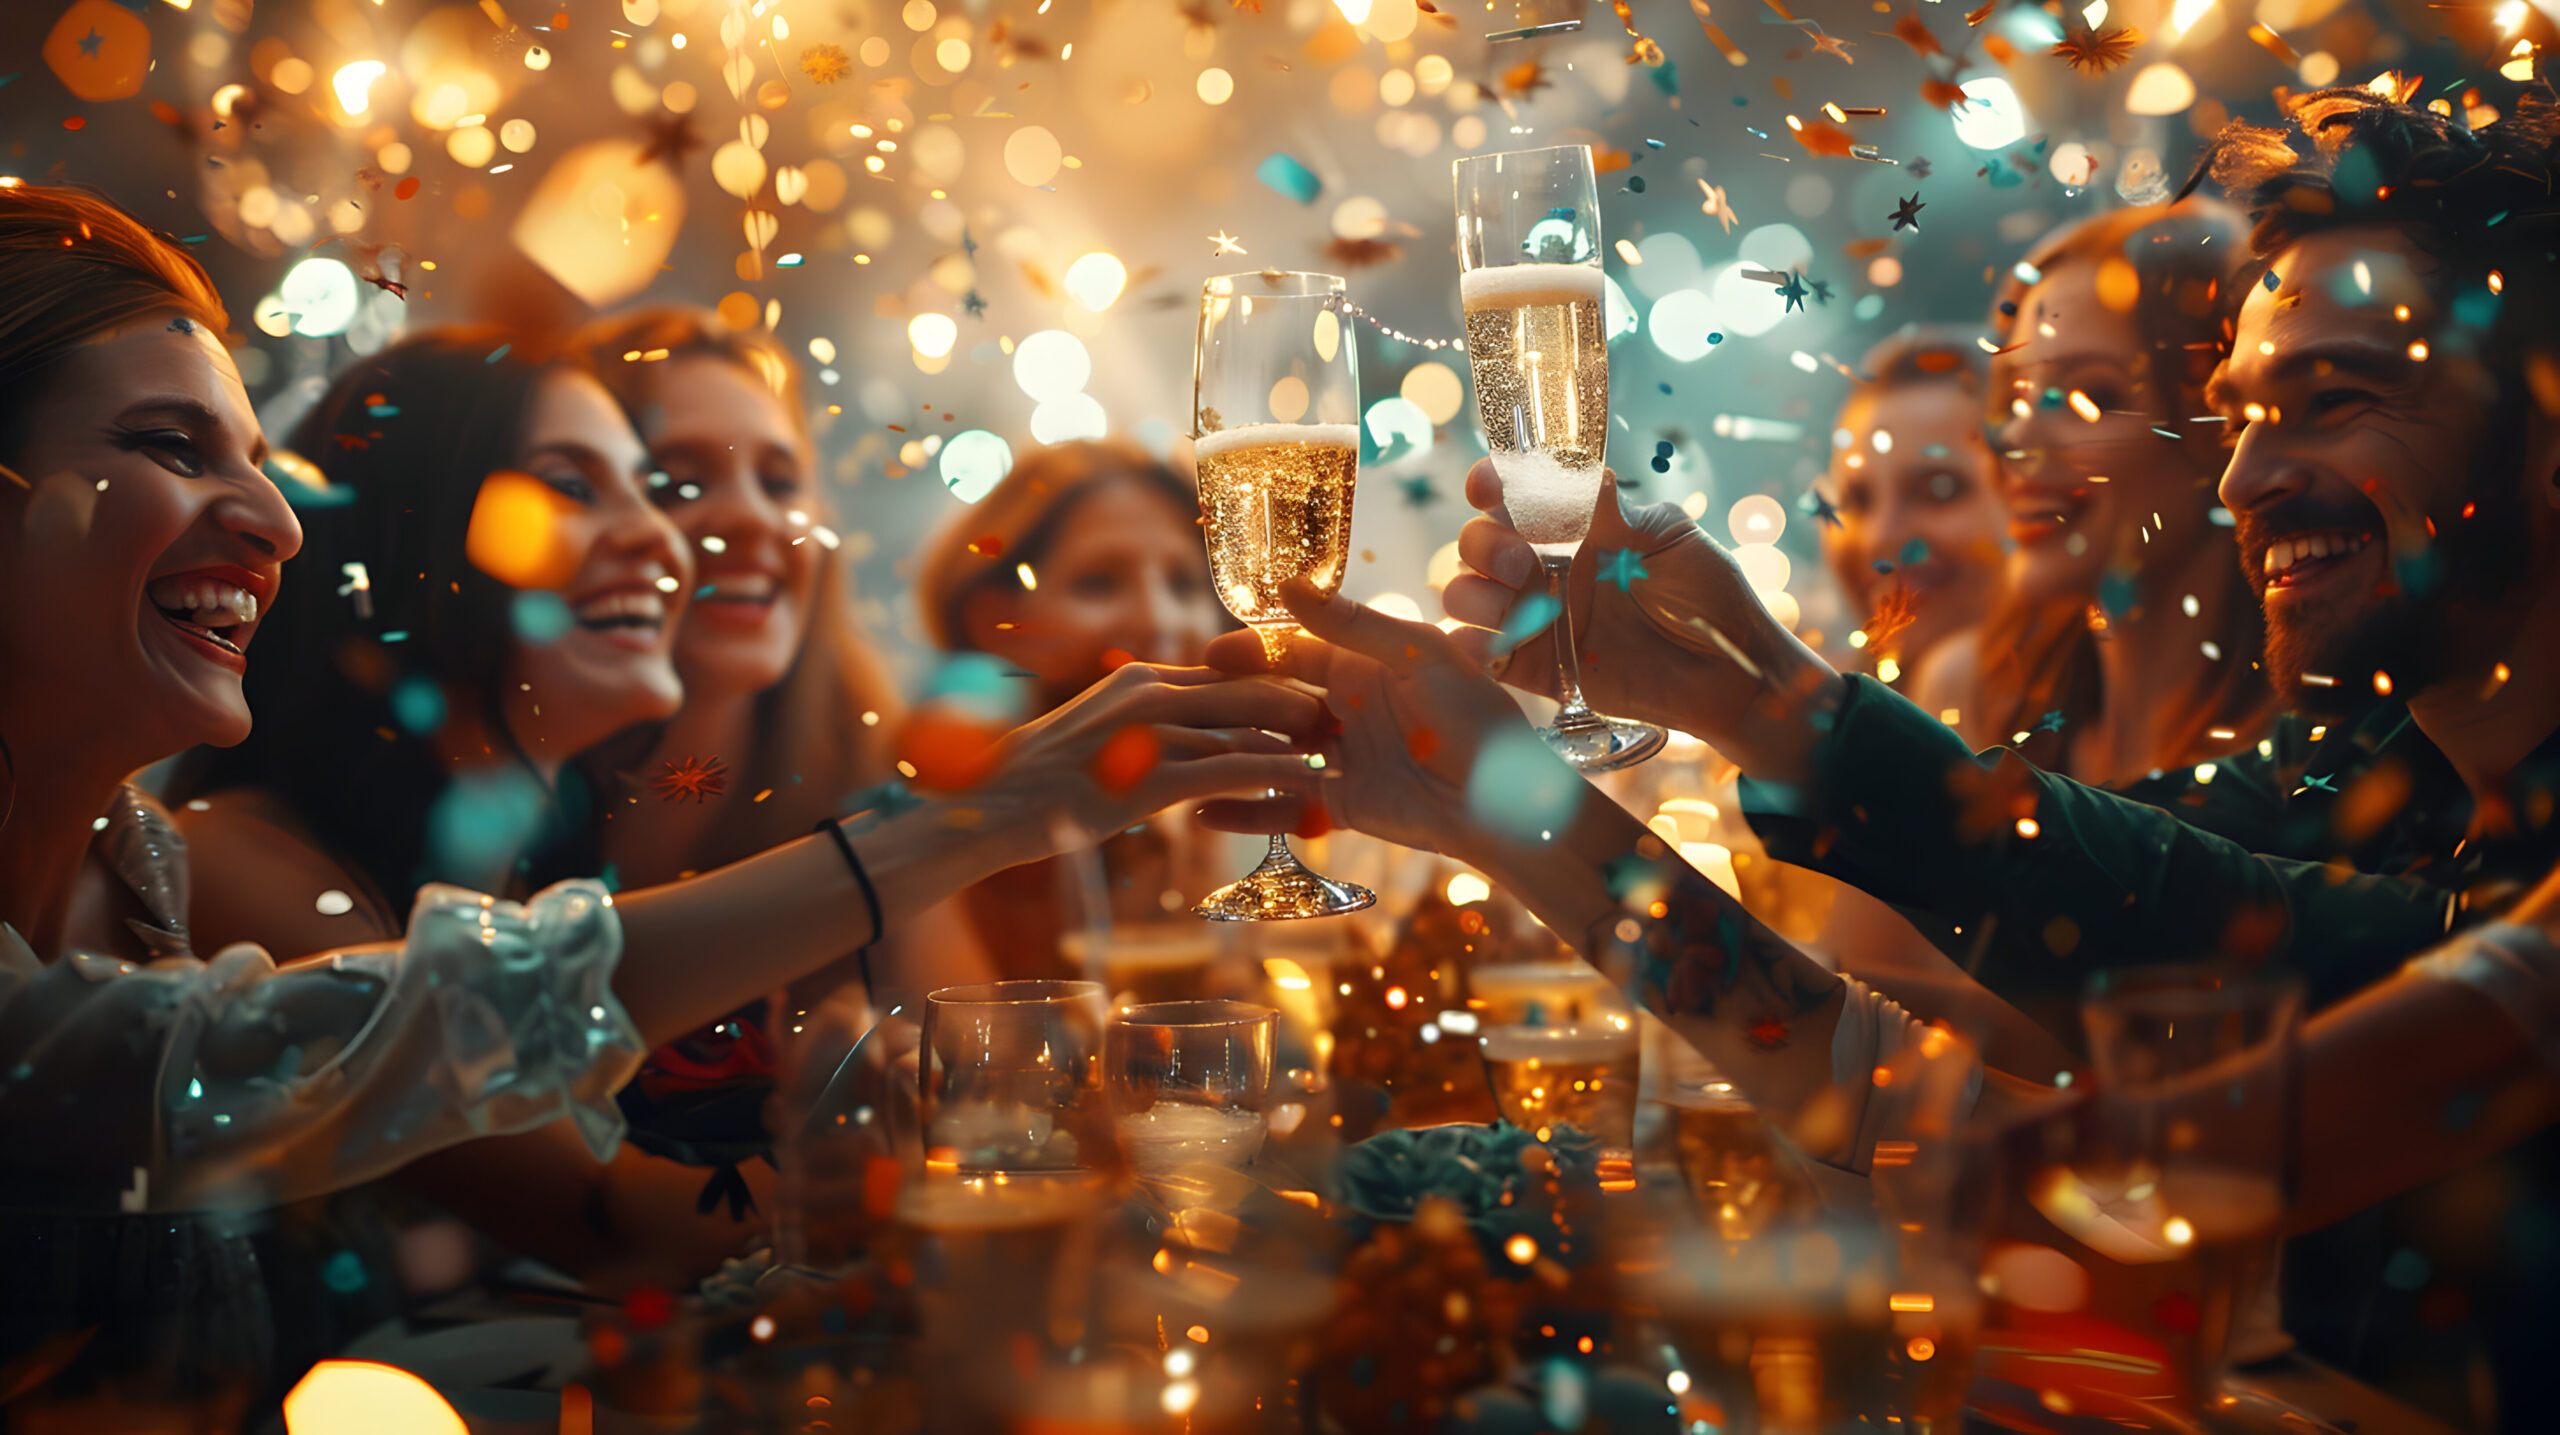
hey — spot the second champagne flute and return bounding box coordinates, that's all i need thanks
[1190,269,1377,922]
[1453,143,1665,772]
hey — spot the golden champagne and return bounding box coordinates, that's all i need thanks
[1193,424,1359,639]
[1461,263,1610,553]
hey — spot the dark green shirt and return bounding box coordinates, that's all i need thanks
[1739,676,2560,1021]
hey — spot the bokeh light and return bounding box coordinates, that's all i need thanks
[1064,252,1128,310]
[1727,495,1788,547]
[1648,290,1720,363]
[1013,329,1093,401]
[909,312,959,359]
[277,257,360,338]
[283,1360,467,1435]
[1031,393,1108,442]
[941,429,1015,502]
[1950,78,2027,150]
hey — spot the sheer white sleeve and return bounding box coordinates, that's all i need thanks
[2407,921,2560,1079]
[0,880,645,1214]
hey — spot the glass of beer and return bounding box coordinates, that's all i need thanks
[1453,144,1664,773]
[2072,967,2303,1401]
[1479,1018,1639,1189]
[1190,269,1377,922]
[1107,998,1278,1183]
[920,979,1113,1175]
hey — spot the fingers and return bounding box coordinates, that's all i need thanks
[1278,579,1445,672]
[1154,724,1296,758]
[1443,572,1528,632]
[1133,675,1325,738]
[1194,791,1324,835]
[1138,752,1318,809]
[1457,515,1539,590]
[1201,629,1274,677]
[1463,457,1503,513]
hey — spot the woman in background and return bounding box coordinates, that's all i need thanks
[912,438,1231,978]
[1819,324,2008,698]
[1938,201,2272,788]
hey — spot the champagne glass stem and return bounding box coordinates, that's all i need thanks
[1544,555,1601,729]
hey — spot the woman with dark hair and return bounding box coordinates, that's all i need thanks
[1819,324,2008,691]
[913,438,1233,978]
[0,195,1318,1409]
[1946,201,2275,788]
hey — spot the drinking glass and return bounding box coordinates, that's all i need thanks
[919,979,1113,1175]
[1107,998,1278,1184]
[2021,967,2302,1409]
[1453,144,1665,772]
[1479,1018,1639,1189]
[1190,269,1377,921]
[1466,958,1630,1027]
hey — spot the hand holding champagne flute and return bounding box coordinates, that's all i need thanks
[1454,144,1665,771]
[1189,270,1377,921]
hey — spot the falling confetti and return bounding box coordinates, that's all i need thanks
[2051,24,2144,74]
[800,43,851,84]
[655,755,731,803]
[1890,193,1925,231]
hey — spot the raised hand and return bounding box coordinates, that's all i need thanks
[1196,580,1569,870]
[962,661,1329,870]
[1441,458,1845,786]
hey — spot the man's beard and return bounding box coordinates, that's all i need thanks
[2242,421,2535,717]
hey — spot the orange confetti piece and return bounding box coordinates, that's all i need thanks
[1920,77,1968,109]
[1407,726,1440,762]
[61,116,85,131]
[1792,120,1857,158]
[1690,0,1748,65]
[2247,23,2300,66]
[1092,724,1163,794]
[395,177,421,201]
[899,711,1005,790]
[1893,12,1942,57]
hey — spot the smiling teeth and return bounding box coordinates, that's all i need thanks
[2263,531,2373,579]
[705,574,778,600]
[573,590,669,624]
[149,577,257,627]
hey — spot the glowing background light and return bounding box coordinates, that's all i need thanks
[331,60,387,116]
[1063,252,1128,310]
[1030,393,1108,442]
[940,429,1014,501]
[908,312,959,359]
[1647,290,1721,362]
[277,257,360,338]
[283,1361,466,1435]
[1950,78,2028,151]
[1013,329,1093,401]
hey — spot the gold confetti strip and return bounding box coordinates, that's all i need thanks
[2247,22,2301,65]
[1692,0,1749,63]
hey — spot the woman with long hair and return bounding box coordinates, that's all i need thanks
[912,438,1233,978]
[0,178,1315,1410]
[1940,201,2274,787]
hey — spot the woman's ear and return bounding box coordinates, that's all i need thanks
[956,585,1022,655]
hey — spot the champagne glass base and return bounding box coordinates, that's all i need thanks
[1538,714,1667,774]
[1192,851,1376,922]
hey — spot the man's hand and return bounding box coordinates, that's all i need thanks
[1441,459,1848,786]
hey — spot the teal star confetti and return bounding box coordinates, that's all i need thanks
[962,289,988,317]
[2297,773,2340,794]
[1777,272,1811,312]
[1400,475,1437,507]
[2035,710,2066,733]
[77,28,102,58]
[1890,193,1925,232]
[1493,590,1561,657]
[1800,489,1842,529]
[1598,548,1650,592]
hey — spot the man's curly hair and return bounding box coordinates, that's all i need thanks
[2183,77,2560,403]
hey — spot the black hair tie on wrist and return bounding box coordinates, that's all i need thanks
[818,817,884,1001]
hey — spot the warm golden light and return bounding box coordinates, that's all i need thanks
[283,1361,467,1435]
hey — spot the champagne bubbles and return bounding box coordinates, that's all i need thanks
[940,430,1014,503]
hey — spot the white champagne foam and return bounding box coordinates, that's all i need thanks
[1461,262,1606,312]
[1479,1024,1637,1064]
[1193,423,1361,461]
[1117,1103,1269,1177]
[1489,445,1603,549]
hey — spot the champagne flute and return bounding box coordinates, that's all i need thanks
[1190,269,1377,922]
[1453,144,1666,772]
